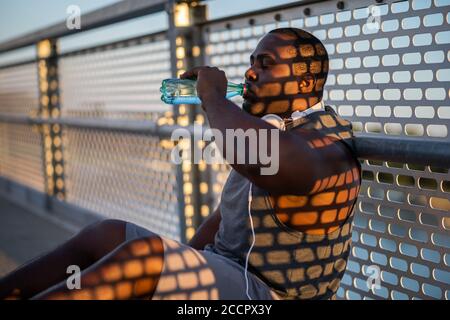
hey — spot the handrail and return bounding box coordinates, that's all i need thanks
[1,114,448,168]
[0,114,185,137]
[0,0,168,54]
[353,135,450,168]
[0,0,328,55]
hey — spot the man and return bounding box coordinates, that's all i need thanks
[0,28,360,300]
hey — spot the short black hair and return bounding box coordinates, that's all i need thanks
[268,27,328,61]
[269,27,329,95]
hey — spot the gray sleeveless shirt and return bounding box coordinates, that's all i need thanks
[204,106,361,299]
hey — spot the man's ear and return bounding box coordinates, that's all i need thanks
[298,73,316,93]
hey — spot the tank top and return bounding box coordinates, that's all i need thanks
[204,105,361,300]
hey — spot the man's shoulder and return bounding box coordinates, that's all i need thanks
[289,105,356,151]
[288,107,360,178]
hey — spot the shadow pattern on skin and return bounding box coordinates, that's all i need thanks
[243,28,329,118]
[35,236,221,300]
[245,108,361,300]
[37,237,165,300]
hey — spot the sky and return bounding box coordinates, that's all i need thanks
[0,0,299,64]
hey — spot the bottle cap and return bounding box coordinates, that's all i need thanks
[242,84,248,96]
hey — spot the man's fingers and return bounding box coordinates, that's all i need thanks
[179,66,211,79]
[180,70,196,79]
[180,67,201,79]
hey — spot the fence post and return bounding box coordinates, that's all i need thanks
[167,0,208,243]
[36,39,66,204]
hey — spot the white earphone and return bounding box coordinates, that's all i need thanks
[244,100,325,299]
[260,113,286,131]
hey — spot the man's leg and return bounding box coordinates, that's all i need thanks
[0,219,127,299]
[33,230,275,300]
[33,235,164,300]
[150,238,274,300]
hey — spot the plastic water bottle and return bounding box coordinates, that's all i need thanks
[160,78,246,105]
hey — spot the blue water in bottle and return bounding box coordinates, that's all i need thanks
[160,78,246,105]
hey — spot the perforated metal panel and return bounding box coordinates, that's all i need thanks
[0,0,448,300]
[203,0,450,300]
[0,62,44,191]
[0,122,45,192]
[56,32,181,239]
[62,127,181,240]
[59,33,171,120]
[0,62,39,116]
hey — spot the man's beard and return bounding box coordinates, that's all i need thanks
[242,99,253,114]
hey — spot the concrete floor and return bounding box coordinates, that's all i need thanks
[0,196,75,277]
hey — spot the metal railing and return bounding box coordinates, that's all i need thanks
[0,0,449,300]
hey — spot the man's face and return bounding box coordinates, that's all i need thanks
[243,31,327,118]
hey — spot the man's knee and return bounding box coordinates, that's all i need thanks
[76,219,127,260]
[80,219,125,240]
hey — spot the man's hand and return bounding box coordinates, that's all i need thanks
[180,66,228,105]
[188,206,221,250]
